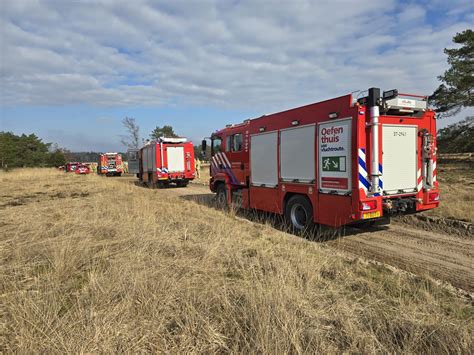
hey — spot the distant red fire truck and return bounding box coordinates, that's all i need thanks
[98,153,123,176]
[202,88,439,230]
[65,162,80,173]
[75,164,90,175]
[137,137,196,187]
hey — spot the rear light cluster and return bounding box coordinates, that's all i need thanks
[429,192,440,202]
[360,200,377,211]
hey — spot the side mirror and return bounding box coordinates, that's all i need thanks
[201,139,207,153]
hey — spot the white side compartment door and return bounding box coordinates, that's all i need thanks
[250,131,278,187]
[382,125,417,195]
[167,146,185,172]
[280,124,315,183]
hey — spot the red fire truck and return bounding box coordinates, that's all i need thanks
[75,164,90,175]
[98,153,123,176]
[202,88,439,230]
[138,137,196,187]
[65,162,80,173]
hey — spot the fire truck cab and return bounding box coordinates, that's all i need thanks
[203,88,439,230]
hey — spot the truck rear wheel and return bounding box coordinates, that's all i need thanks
[147,175,154,188]
[285,195,313,232]
[157,181,169,189]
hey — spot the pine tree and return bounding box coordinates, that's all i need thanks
[430,29,474,117]
[150,125,179,140]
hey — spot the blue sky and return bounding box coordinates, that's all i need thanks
[1,0,473,151]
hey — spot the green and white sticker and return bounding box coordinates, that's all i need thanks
[322,156,346,172]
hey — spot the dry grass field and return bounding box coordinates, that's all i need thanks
[428,160,474,222]
[1,168,473,353]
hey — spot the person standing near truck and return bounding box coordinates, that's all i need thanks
[195,158,202,179]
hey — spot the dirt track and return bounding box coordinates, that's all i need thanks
[328,224,473,292]
[129,179,474,293]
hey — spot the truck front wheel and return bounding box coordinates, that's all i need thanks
[215,184,228,209]
[285,195,313,232]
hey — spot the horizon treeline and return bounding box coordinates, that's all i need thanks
[436,117,473,154]
[1,120,472,170]
[0,132,67,169]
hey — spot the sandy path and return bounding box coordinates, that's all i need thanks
[329,223,473,292]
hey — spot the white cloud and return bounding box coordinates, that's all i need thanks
[0,0,472,113]
[398,4,426,23]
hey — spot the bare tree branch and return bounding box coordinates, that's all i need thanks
[121,117,140,149]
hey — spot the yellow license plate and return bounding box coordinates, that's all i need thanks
[362,211,381,219]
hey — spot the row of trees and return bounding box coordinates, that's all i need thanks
[0,120,183,170]
[0,132,67,169]
[437,117,473,153]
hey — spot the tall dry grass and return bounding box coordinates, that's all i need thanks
[428,162,474,222]
[1,169,473,353]
[194,164,210,185]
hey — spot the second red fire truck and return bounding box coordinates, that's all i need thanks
[65,162,80,173]
[136,137,196,187]
[98,153,123,176]
[203,87,440,230]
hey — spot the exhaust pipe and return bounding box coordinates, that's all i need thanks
[368,88,381,195]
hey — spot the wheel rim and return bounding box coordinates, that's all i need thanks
[290,203,308,230]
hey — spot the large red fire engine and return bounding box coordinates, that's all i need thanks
[203,88,439,230]
[98,153,123,176]
[138,137,195,187]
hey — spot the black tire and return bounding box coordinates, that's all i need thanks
[157,181,169,189]
[215,184,228,209]
[147,175,154,188]
[285,195,313,232]
[176,180,189,188]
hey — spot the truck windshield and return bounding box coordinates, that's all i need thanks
[211,137,222,156]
